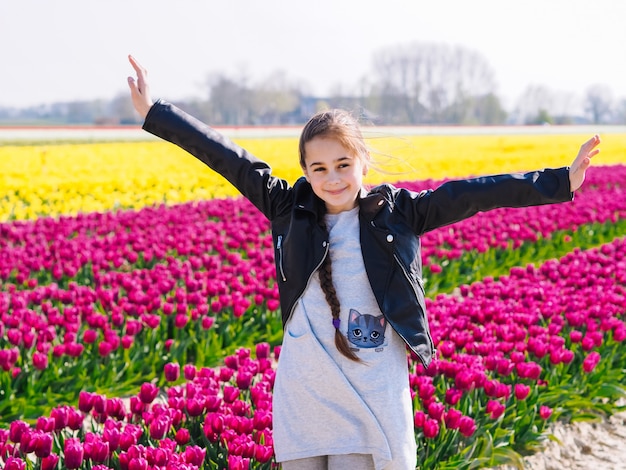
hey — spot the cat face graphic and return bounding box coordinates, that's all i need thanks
[347,309,386,348]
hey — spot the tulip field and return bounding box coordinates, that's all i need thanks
[1,130,626,469]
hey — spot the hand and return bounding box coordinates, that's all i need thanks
[127,55,153,119]
[569,134,600,192]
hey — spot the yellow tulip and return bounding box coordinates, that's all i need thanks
[1,133,624,222]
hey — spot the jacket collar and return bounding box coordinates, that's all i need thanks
[358,187,388,221]
[293,177,388,221]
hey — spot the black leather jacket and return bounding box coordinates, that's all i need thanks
[143,100,573,367]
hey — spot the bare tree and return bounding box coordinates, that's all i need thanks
[206,71,252,125]
[513,85,557,124]
[370,42,499,124]
[584,84,613,124]
[615,98,626,125]
[250,71,302,124]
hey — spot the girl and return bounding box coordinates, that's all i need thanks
[127,55,600,470]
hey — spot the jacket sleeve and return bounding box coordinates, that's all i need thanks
[399,168,573,235]
[142,99,293,221]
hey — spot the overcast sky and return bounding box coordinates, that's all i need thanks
[2,0,625,110]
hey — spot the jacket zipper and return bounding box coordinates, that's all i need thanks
[285,240,329,323]
[393,253,436,363]
[276,235,287,282]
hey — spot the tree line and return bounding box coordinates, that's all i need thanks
[1,42,624,127]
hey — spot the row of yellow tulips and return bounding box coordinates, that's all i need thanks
[1,133,624,221]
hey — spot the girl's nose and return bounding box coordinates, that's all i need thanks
[327,170,340,183]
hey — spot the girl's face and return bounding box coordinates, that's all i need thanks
[302,136,368,214]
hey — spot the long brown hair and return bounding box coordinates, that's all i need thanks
[300,109,369,362]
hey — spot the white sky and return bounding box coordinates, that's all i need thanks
[1,0,625,110]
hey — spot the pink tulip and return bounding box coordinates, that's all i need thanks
[41,454,59,470]
[413,410,426,429]
[32,352,48,370]
[186,398,205,417]
[582,351,601,373]
[64,437,84,469]
[423,418,440,438]
[444,408,462,429]
[427,401,445,421]
[182,445,206,466]
[201,315,215,330]
[514,383,531,400]
[486,400,505,419]
[97,341,113,357]
[148,415,170,440]
[78,391,95,413]
[262,299,279,312]
[139,383,159,404]
[174,428,190,446]
[228,455,251,470]
[255,342,270,359]
[4,457,26,470]
[254,444,274,463]
[83,329,98,344]
[9,420,29,443]
[183,364,197,380]
[164,362,180,382]
[458,416,477,437]
[539,405,553,420]
[128,457,148,470]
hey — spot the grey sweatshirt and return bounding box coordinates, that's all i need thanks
[273,206,417,470]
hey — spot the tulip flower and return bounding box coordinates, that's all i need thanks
[444,408,462,429]
[4,457,26,470]
[539,405,553,420]
[174,428,190,446]
[139,382,160,404]
[41,454,60,470]
[32,352,48,370]
[128,457,148,470]
[183,364,197,380]
[164,362,180,382]
[458,416,477,437]
[183,445,206,466]
[64,437,84,469]
[486,400,506,419]
[149,415,170,440]
[514,383,531,400]
[582,351,602,373]
[423,418,440,439]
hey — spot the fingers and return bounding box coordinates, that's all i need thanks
[128,55,148,94]
[128,54,147,78]
[126,54,153,119]
[576,134,601,164]
[580,134,601,155]
[569,135,601,192]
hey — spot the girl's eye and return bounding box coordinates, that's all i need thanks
[313,167,325,172]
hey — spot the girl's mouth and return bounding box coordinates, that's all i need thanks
[326,187,346,196]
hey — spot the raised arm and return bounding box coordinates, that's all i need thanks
[569,134,601,192]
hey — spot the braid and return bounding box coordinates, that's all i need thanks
[318,221,361,363]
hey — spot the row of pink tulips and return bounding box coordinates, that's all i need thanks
[2,232,625,468]
[1,165,625,288]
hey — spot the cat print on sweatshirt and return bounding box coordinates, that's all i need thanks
[347,309,386,350]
